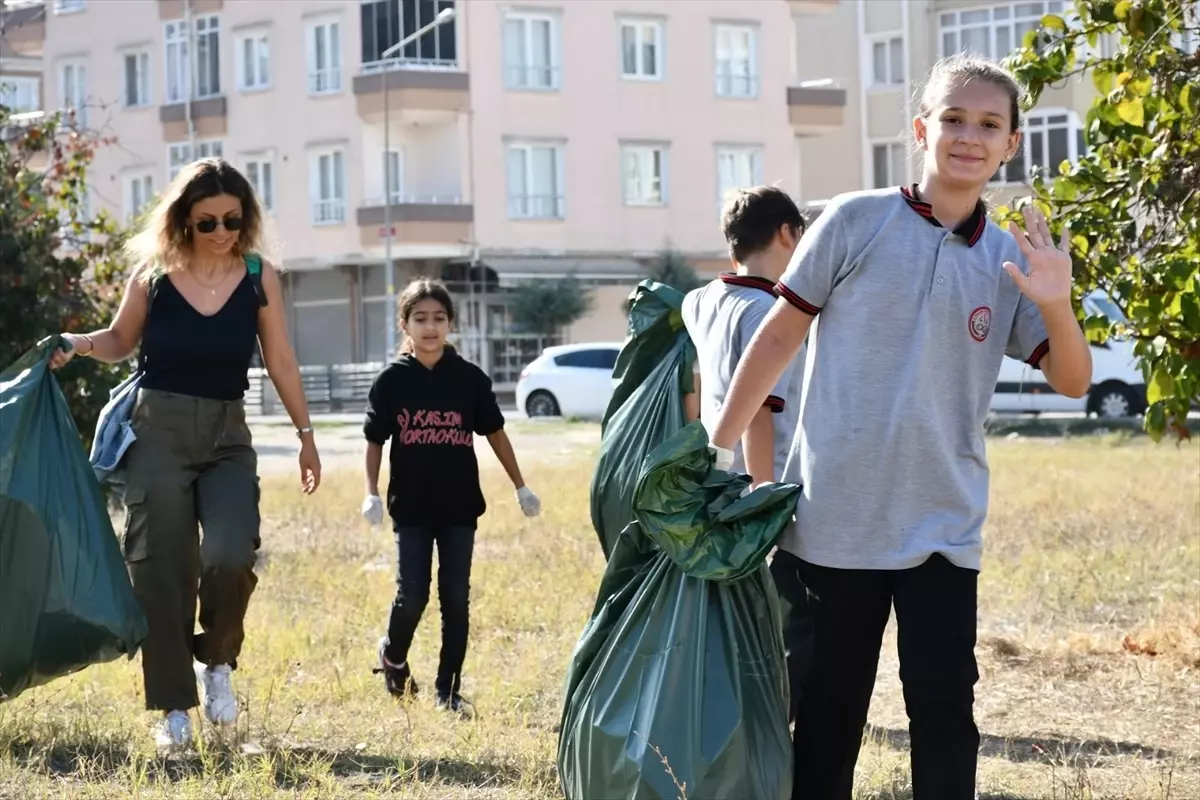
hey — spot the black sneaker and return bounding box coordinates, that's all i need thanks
[373,637,418,698]
[434,692,475,719]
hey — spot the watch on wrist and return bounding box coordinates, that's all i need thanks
[296,426,314,440]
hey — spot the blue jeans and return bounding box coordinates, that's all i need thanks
[384,523,476,697]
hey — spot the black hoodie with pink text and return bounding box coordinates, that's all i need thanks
[363,351,505,526]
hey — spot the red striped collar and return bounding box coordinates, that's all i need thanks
[899,184,987,247]
[719,272,778,295]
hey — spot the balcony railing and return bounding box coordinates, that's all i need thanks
[312,199,346,226]
[363,193,465,206]
[360,57,460,74]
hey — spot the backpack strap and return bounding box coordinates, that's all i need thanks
[243,253,268,308]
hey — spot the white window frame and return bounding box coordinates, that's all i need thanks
[506,140,566,220]
[164,20,189,104]
[125,173,154,220]
[870,140,907,188]
[236,31,271,92]
[619,18,664,81]
[167,139,224,183]
[59,61,88,128]
[621,143,668,206]
[939,1,1066,59]
[715,145,763,213]
[503,10,561,91]
[122,51,151,108]
[992,108,1085,186]
[0,76,40,113]
[243,152,275,213]
[309,147,347,225]
[714,23,758,99]
[307,17,342,95]
[193,15,221,99]
[868,34,904,88]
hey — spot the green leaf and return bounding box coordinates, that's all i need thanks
[1114,0,1132,20]
[1042,13,1066,31]
[1127,75,1153,97]
[1117,97,1145,127]
[1093,68,1115,95]
[1181,84,1194,117]
[1147,368,1175,405]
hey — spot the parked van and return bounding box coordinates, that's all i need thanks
[991,291,1145,418]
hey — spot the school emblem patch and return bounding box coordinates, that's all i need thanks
[969,306,992,342]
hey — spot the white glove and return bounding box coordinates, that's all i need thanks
[516,486,541,518]
[361,494,384,526]
[709,443,735,472]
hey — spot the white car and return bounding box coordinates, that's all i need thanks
[516,342,624,419]
[991,291,1146,418]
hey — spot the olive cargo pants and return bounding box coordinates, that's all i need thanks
[121,389,261,712]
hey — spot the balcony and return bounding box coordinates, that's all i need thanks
[787,82,847,135]
[786,0,839,13]
[157,0,222,20]
[353,59,470,121]
[356,194,473,248]
[159,96,227,141]
[1,2,45,55]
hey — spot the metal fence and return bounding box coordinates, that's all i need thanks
[245,332,562,416]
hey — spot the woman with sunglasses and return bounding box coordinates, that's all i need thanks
[50,158,322,749]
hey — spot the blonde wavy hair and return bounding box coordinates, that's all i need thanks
[126,157,272,283]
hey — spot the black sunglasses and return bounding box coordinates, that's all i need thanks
[194,217,244,234]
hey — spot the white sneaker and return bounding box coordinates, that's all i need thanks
[195,663,238,726]
[152,710,193,749]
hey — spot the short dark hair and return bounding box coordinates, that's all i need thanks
[720,186,805,263]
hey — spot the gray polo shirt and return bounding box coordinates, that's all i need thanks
[775,186,1050,572]
[683,274,805,481]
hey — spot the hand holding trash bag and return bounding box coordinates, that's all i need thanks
[0,337,148,703]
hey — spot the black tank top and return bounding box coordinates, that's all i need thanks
[138,272,260,401]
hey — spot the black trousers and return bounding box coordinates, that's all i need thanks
[790,553,980,800]
[383,523,476,697]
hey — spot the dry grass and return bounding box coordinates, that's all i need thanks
[0,428,1196,799]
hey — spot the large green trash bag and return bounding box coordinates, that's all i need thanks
[0,337,148,702]
[590,280,696,558]
[559,422,802,800]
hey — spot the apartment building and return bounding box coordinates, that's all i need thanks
[0,0,847,388]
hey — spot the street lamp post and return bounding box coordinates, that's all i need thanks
[380,6,457,358]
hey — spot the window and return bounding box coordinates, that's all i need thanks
[622,145,667,206]
[308,20,342,94]
[126,174,154,219]
[714,24,757,98]
[195,16,221,98]
[123,52,150,107]
[59,63,87,127]
[168,140,223,182]
[164,20,188,103]
[716,146,762,205]
[870,36,904,86]
[507,142,565,219]
[309,148,346,225]
[360,0,457,69]
[504,11,560,90]
[0,76,40,113]
[555,348,619,370]
[383,150,403,203]
[237,32,270,91]
[53,0,84,13]
[939,1,1065,59]
[620,19,663,80]
[872,142,907,188]
[244,155,274,212]
[993,109,1085,185]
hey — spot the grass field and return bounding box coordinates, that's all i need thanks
[1,425,1197,799]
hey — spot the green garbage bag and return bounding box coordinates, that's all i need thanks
[559,422,801,800]
[590,281,696,558]
[0,337,148,702]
